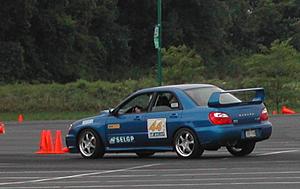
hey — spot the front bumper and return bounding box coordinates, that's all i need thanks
[66,134,78,153]
[195,122,272,147]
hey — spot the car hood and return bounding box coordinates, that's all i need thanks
[71,110,110,127]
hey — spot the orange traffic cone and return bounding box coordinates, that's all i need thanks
[282,106,296,114]
[36,130,68,155]
[272,110,277,115]
[0,122,5,134]
[18,114,24,123]
[63,147,70,153]
[46,130,54,153]
[36,130,48,154]
[53,130,65,154]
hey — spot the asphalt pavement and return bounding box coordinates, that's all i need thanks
[0,115,299,189]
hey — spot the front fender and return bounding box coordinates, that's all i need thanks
[66,123,107,153]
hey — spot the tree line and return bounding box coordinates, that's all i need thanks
[0,0,299,84]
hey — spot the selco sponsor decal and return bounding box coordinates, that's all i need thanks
[109,136,135,144]
[107,124,120,129]
[147,118,167,139]
[82,119,93,125]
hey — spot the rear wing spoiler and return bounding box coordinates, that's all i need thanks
[208,88,265,107]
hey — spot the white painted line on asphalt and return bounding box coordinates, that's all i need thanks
[165,160,300,165]
[61,181,300,188]
[91,170,300,178]
[92,174,154,178]
[126,168,228,172]
[0,163,15,165]
[37,176,300,184]
[0,187,59,189]
[257,150,299,156]
[162,170,300,177]
[126,166,298,172]
[0,170,100,174]
[0,163,18,168]
[107,176,300,183]
[0,163,160,186]
[2,181,300,189]
[255,148,300,151]
[0,177,41,180]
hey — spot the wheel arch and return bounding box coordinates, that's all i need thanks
[171,125,200,147]
[76,126,105,149]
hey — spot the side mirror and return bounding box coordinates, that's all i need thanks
[109,108,118,117]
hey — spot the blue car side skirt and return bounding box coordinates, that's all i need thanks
[105,146,173,152]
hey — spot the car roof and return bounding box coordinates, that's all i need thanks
[136,84,215,93]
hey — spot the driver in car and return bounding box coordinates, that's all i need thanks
[133,106,142,113]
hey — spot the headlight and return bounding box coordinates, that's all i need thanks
[68,124,73,131]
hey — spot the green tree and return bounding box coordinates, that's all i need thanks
[0,42,25,83]
[162,45,204,84]
[241,40,300,112]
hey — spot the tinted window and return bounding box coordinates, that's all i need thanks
[184,87,241,106]
[151,92,180,112]
[118,93,153,114]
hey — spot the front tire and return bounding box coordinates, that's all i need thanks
[226,141,256,157]
[174,128,204,158]
[78,129,104,159]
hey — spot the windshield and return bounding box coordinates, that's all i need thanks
[184,87,241,106]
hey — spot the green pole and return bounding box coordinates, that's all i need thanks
[157,0,162,86]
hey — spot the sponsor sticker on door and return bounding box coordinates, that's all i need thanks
[109,136,135,144]
[107,124,120,129]
[147,118,167,139]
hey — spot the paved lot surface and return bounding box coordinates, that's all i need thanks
[0,115,299,189]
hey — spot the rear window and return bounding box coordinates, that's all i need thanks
[184,87,241,106]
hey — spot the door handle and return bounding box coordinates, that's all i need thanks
[169,113,178,118]
[134,115,142,121]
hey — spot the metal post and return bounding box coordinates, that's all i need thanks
[157,0,162,86]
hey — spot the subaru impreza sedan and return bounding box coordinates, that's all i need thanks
[66,84,272,159]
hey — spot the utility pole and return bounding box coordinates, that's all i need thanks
[154,0,162,86]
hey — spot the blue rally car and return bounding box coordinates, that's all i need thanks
[66,84,272,159]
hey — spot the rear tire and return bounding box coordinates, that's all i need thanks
[226,141,255,157]
[136,152,155,158]
[174,128,204,159]
[78,129,104,159]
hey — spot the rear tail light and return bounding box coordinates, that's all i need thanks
[209,112,233,125]
[260,107,269,121]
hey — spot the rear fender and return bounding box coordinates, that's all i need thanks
[172,126,201,147]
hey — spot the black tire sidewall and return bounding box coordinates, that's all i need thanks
[78,129,104,159]
[174,128,204,159]
[226,141,256,157]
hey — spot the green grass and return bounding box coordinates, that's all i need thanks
[0,112,97,121]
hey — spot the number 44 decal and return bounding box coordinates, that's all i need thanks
[147,118,167,139]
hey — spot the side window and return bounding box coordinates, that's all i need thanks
[151,92,180,112]
[118,93,153,114]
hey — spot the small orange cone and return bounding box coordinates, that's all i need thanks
[36,130,48,154]
[46,130,54,153]
[63,147,70,153]
[18,114,24,123]
[282,106,296,114]
[36,130,68,155]
[272,110,277,115]
[0,122,5,134]
[53,130,65,154]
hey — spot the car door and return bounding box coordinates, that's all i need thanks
[145,91,183,147]
[105,92,154,149]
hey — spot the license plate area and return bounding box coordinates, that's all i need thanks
[245,129,256,138]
